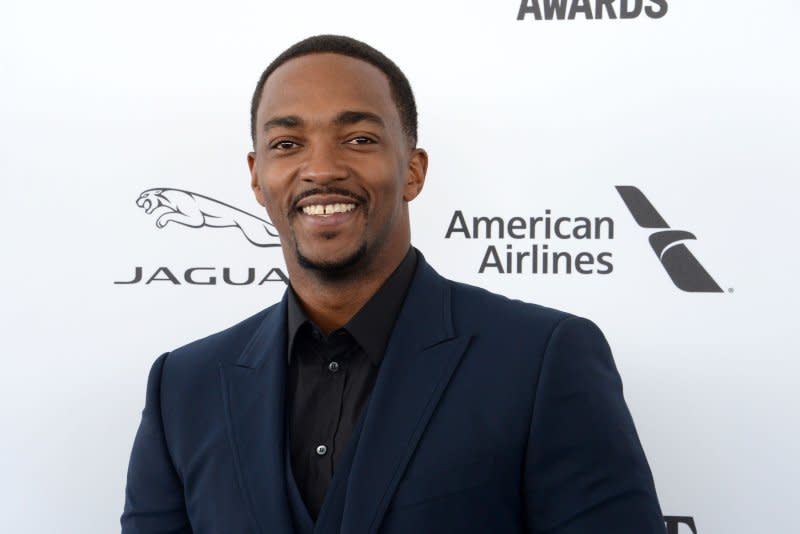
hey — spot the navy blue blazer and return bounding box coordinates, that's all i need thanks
[122,254,665,533]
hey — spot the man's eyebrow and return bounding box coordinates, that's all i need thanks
[332,110,385,128]
[262,115,304,133]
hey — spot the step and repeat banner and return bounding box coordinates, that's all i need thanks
[2,1,797,532]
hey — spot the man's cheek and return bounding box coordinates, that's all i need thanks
[261,195,288,229]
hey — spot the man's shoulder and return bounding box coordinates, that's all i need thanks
[445,277,575,336]
[441,277,611,367]
[163,301,281,372]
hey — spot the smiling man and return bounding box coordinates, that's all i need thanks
[121,35,666,533]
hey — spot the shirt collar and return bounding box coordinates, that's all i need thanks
[287,247,418,366]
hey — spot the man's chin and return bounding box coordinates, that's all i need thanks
[295,242,368,279]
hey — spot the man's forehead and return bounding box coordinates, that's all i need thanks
[259,53,396,120]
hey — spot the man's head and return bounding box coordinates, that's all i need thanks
[250,35,418,148]
[248,35,428,282]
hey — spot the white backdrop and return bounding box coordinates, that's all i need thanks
[2,1,798,532]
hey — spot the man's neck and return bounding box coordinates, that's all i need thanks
[287,247,410,334]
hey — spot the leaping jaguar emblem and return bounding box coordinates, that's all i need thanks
[136,188,281,247]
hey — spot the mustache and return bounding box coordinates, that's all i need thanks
[290,187,367,209]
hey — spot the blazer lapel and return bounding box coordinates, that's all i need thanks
[337,257,473,534]
[220,297,294,534]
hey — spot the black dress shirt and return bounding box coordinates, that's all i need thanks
[285,248,417,520]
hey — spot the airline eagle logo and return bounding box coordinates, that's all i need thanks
[136,188,281,247]
[616,186,722,293]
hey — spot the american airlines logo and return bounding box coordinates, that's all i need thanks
[664,516,698,534]
[443,186,724,293]
[616,186,723,293]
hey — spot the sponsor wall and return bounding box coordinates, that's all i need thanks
[2,1,798,532]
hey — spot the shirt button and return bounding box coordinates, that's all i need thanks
[316,444,328,456]
[328,361,340,373]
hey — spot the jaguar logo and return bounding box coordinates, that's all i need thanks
[136,188,280,247]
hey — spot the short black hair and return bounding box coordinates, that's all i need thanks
[250,35,418,147]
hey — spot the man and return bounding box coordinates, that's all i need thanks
[122,35,665,533]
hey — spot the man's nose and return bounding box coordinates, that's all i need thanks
[298,142,348,185]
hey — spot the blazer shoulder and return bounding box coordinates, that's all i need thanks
[162,302,281,373]
[447,278,575,333]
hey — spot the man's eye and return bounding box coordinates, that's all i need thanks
[346,136,376,145]
[271,140,299,150]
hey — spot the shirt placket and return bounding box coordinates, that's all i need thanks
[311,333,353,478]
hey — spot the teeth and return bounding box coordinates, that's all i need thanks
[301,203,356,216]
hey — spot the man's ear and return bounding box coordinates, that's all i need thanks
[403,148,428,202]
[248,152,267,207]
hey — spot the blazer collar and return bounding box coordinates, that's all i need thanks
[221,297,293,534]
[332,253,472,534]
[233,248,452,369]
[234,295,288,369]
[223,252,470,534]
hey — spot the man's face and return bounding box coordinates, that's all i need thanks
[248,53,426,277]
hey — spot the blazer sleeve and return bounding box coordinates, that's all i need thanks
[121,352,193,534]
[523,317,666,533]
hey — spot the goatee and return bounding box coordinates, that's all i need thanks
[296,241,368,280]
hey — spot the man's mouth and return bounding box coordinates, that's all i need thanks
[300,203,357,216]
